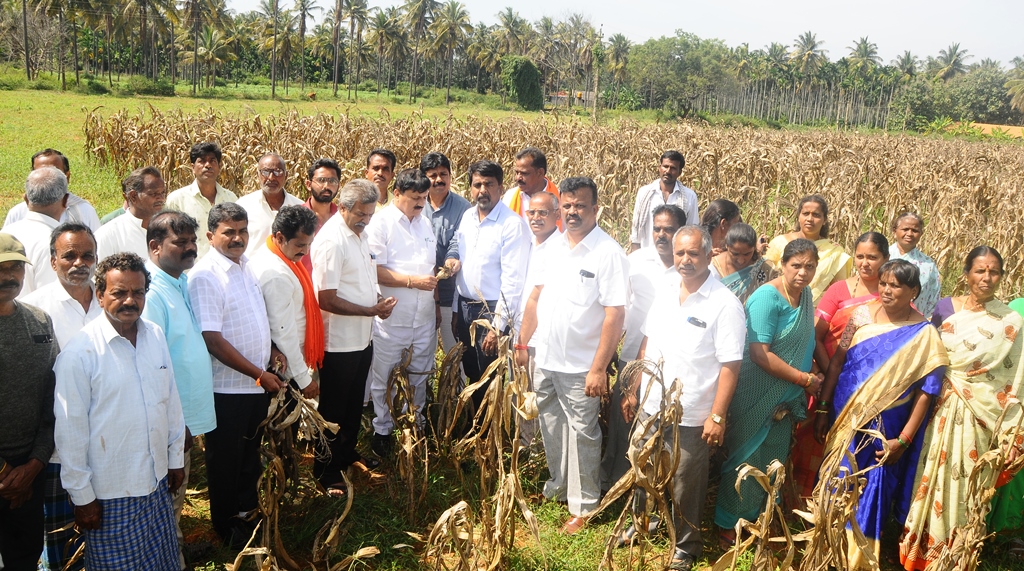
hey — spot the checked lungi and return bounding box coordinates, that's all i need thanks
[39,462,84,571]
[84,477,179,571]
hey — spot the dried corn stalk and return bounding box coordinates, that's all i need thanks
[587,358,684,571]
[711,460,797,571]
[386,347,432,518]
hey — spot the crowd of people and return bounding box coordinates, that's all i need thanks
[0,144,1022,571]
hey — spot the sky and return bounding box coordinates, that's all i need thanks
[227,0,1024,66]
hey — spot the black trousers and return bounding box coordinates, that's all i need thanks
[204,392,270,540]
[455,296,500,410]
[315,344,373,487]
[0,454,45,571]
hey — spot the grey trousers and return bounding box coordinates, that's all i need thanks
[600,360,633,491]
[536,368,602,516]
[632,415,709,560]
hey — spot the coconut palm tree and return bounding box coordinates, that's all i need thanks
[934,43,970,80]
[401,0,438,102]
[367,7,397,94]
[893,50,918,81]
[847,36,880,76]
[789,31,826,84]
[342,0,368,98]
[430,0,470,103]
[293,0,320,89]
[606,32,629,107]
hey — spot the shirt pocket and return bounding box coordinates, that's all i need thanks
[571,270,600,308]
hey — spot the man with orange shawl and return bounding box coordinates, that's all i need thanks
[501,147,561,226]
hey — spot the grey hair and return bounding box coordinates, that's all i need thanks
[529,191,559,211]
[724,222,758,248]
[258,152,287,170]
[25,166,68,206]
[672,225,713,256]
[338,178,380,209]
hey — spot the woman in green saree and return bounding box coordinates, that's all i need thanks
[715,238,822,539]
[711,223,778,305]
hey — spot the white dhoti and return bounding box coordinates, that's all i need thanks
[369,319,438,436]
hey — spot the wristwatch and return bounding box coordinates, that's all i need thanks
[710,413,724,425]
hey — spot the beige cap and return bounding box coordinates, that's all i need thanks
[0,233,31,264]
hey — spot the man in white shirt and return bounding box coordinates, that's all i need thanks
[142,211,217,570]
[165,142,238,259]
[444,160,530,412]
[516,177,628,535]
[312,179,396,486]
[501,147,561,222]
[4,149,101,232]
[517,191,561,447]
[236,153,304,259]
[2,166,68,298]
[188,203,284,548]
[53,252,184,570]
[21,222,100,571]
[249,205,321,400]
[629,150,698,252]
[365,148,397,209]
[619,226,745,571]
[366,169,437,454]
[96,166,166,260]
[601,204,686,492]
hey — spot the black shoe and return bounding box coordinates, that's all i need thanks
[614,516,660,548]
[371,433,393,458]
[355,455,381,470]
[668,550,694,571]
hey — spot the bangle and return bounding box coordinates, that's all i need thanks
[407,276,412,288]
[514,344,529,351]
[818,400,831,408]
[896,435,909,449]
[254,369,264,386]
[801,373,811,388]
[814,409,828,415]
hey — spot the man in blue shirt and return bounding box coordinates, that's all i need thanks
[420,152,471,360]
[142,211,216,570]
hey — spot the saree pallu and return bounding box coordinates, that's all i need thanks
[765,236,852,305]
[792,291,880,500]
[714,286,815,529]
[719,258,778,305]
[899,301,1024,570]
[805,318,947,570]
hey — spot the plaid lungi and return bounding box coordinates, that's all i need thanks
[40,462,84,571]
[84,478,179,571]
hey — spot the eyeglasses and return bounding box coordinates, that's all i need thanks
[526,209,552,217]
[313,177,340,185]
[259,168,286,177]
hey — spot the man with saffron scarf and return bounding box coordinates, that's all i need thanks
[143,211,217,570]
[250,205,323,402]
[501,147,561,224]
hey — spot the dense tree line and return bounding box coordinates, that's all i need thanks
[1,0,1022,128]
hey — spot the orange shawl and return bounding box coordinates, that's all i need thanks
[266,236,325,369]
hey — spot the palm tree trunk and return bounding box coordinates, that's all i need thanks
[192,4,200,95]
[21,0,31,79]
[299,17,306,90]
[58,11,66,90]
[71,13,81,85]
[445,42,453,104]
[331,0,340,96]
[105,14,112,86]
[375,49,382,95]
[409,46,419,103]
[271,0,278,98]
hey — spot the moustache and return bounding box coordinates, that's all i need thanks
[119,305,139,313]
[0,280,19,288]
[182,251,198,260]
[655,238,669,245]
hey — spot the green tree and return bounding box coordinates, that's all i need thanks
[401,0,438,101]
[789,30,826,84]
[934,42,970,80]
[501,54,542,110]
[293,0,320,89]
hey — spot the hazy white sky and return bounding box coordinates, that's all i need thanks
[227,0,1024,66]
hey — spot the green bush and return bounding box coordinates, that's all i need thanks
[0,76,25,90]
[123,76,175,96]
[500,56,543,111]
[75,79,110,95]
[30,78,58,91]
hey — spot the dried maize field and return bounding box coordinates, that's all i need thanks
[84,107,1024,296]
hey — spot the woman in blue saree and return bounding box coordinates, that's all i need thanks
[806,260,949,570]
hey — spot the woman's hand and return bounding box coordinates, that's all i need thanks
[814,412,831,444]
[804,372,823,396]
[877,438,907,466]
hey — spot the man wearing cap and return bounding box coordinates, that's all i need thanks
[21,223,100,571]
[2,166,69,298]
[0,233,59,571]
